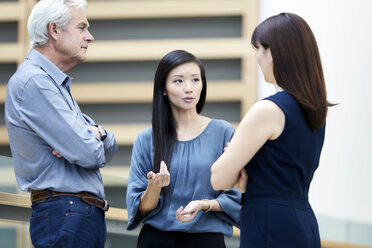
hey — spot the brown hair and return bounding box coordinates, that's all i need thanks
[251,13,333,130]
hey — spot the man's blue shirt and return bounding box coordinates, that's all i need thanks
[5,49,117,199]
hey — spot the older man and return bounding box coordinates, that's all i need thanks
[5,0,117,247]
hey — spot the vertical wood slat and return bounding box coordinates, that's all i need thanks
[241,0,259,117]
[18,0,37,63]
[17,0,27,65]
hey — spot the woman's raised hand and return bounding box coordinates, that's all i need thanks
[147,161,170,188]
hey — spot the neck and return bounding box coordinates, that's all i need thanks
[172,109,201,130]
[34,46,77,73]
[171,109,210,141]
[274,83,284,92]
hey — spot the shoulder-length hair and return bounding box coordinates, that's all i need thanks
[152,50,207,174]
[251,12,332,130]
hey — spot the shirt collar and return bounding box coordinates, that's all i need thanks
[26,49,72,87]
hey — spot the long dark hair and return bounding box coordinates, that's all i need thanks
[152,50,207,174]
[251,13,333,130]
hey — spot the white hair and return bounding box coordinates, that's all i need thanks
[27,0,87,48]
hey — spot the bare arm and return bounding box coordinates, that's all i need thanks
[139,161,170,216]
[211,100,285,190]
[234,168,249,193]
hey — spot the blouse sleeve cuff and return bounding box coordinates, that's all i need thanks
[214,189,242,228]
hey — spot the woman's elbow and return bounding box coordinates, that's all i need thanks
[211,174,219,190]
[210,166,219,190]
[211,172,230,191]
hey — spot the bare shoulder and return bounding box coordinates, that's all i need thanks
[246,100,284,121]
[240,100,285,140]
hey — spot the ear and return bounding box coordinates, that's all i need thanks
[267,48,273,63]
[48,22,59,40]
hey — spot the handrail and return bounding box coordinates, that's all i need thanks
[0,192,371,248]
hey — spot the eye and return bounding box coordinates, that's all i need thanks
[192,78,200,83]
[174,79,183,84]
[78,24,88,31]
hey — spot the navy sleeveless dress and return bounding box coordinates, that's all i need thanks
[240,91,325,248]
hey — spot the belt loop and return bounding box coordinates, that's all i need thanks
[47,189,52,198]
[93,197,98,207]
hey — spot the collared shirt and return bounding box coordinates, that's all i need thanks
[5,49,117,199]
[126,119,241,236]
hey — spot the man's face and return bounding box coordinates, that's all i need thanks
[56,7,94,66]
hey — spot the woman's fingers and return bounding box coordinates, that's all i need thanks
[148,162,170,187]
[159,161,170,186]
[159,161,169,174]
[147,171,154,179]
[223,142,230,152]
[176,206,184,220]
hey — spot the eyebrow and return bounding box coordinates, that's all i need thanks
[171,74,200,78]
[78,22,89,28]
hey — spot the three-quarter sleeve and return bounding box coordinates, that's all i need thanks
[126,120,242,235]
[213,120,241,228]
[126,128,164,230]
[214,188,241,228]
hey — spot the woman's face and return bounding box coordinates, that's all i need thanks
[165,62,203,113]
[256,45,275,84]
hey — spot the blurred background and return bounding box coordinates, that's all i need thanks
[0,0,371,247]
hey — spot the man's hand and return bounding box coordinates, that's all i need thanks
[87,125,100,140]
[52,149,62,158]
[147,161,170,188]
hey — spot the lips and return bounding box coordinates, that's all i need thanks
[183,97,194,103]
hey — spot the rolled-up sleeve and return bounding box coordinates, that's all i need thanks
[19,75,107,169]
[82,113,118,163]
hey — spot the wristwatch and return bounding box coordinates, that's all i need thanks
[95,125,107,141]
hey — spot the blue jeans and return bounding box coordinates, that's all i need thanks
[30,195,106,248]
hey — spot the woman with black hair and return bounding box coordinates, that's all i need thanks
[211,13,334,248]
[126,50,241,248]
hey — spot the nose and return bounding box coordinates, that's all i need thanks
[86,30,94,43]
[184,81,193,93]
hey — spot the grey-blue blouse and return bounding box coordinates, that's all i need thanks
[126,119,241,236]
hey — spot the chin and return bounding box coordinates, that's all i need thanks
[78,55,87,62]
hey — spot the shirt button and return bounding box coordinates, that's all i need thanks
[70,201,73,205]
